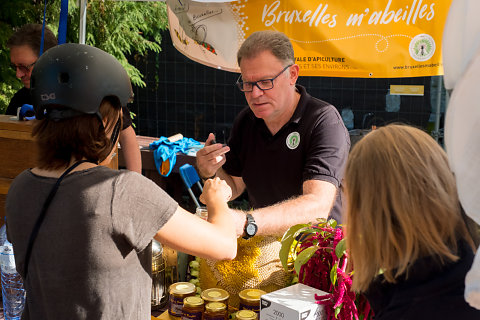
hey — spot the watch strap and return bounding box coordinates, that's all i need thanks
[242,213,257,240]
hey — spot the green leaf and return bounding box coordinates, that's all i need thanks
[279,224,310,271]
[330,262,338,286]
[280,224,306,243]
[297,227,322,238]
[327,218,338,228]
[335,238,347,259]
[294,246,318,275]
[334,303,343,318]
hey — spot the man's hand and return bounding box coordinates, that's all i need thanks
[196,133,230,179]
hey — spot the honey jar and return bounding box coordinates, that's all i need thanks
[168,282,196,318]
[200,288,230,307]
[182,296,204,320]
[236,309,258,320]
[238,289,266,314]
[203,302,228,320]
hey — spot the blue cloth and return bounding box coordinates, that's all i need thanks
[58,0,69,45]
[149,137,201,177]
[19,104,36,121]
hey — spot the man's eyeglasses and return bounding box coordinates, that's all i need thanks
[236,64,292,92]
[11,62,36,74]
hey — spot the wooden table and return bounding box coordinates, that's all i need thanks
[152,310,174,319]
[0,115,36,223]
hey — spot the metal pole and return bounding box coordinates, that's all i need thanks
[79,0,87,44]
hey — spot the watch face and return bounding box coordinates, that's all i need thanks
[246,223,257,235]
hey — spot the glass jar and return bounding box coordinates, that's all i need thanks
[201,288,229,308]
[238,289,266,314]
[151,240,167,310]
[182,296,204,320]
[169,282,196,318]
[203,302,228,320]
[236,309,258,320]
[195,207,208,220]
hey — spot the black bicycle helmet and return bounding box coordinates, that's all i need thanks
[30,43,133,121]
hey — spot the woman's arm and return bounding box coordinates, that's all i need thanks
[154,178,237,260]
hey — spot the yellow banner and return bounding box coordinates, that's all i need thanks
[167,0,452,78]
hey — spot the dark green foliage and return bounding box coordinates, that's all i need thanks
[1,0,169,113]
[0,0,40,113]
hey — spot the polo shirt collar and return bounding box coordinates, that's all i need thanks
[252,84,309,128]
[290,84,309,124]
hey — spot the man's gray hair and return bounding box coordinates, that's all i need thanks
[237,30,294,66]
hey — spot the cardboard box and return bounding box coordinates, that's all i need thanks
[260,283,327,320]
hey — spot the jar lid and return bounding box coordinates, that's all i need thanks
[183,296,204,307]
[201,288,230,301]
[169,282,196,295]
[239,289,266,302]
[152,239,163,256]
[205,302,226,312]
[236,309,258,320]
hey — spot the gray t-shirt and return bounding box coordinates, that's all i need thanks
[6,166,178,319]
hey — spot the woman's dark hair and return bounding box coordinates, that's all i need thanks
[32,96,122,169]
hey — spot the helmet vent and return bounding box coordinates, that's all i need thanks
[58,72,70,84]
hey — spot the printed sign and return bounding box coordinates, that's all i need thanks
[167,0,452,78]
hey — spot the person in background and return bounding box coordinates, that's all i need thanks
[344,124,480,319]
[6,23,142,173]
[6,24,56,116]
[5,43,237,319]
[195,30,350,303]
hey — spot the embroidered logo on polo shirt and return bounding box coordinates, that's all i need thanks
[286,131,300,150]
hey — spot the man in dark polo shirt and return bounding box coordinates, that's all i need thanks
[197,30,350,236]
[6,24,141,173]
[196,30,350,297]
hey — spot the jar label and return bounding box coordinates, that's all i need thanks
[169,295,184,317]
[239,302,260,313]
[181,310,202,320]
[203,316,226,320]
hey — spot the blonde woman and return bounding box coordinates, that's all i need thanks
[344,124,480,319]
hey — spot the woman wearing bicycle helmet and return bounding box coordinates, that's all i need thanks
[5,43,236,319]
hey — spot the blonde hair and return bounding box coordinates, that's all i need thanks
[344,124,474,292]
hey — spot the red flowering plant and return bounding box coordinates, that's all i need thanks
[279,218,372,320]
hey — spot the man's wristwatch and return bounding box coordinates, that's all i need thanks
[242,213,258,240]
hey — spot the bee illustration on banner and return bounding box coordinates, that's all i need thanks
[174,29,189,45]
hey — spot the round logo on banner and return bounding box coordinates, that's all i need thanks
[286,132,300,150]
[409,34,435,62]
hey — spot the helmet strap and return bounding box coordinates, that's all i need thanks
[47,109,85,121]
[109,115,121,154]
[97,115,121,164]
